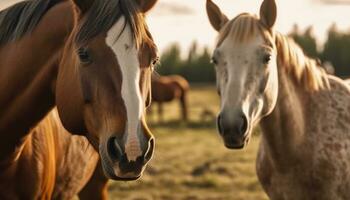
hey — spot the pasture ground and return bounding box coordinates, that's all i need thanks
[109,85,268,200]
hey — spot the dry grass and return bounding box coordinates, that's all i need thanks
[108,85,268,200]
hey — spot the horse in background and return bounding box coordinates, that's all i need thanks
[0,0,159,199]
[150,74,190,122]
[207,0,350,199]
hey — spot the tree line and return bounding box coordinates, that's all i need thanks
[158,23,350,83]
[289,24,350,78]
[156,42,215,83]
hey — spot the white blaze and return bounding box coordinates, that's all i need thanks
[106,17,143,162]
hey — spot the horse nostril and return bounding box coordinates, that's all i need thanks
[107,137,122,161]
[238,114,248,136]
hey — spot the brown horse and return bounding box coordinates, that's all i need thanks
[207,0,350,199]
[0,0,158,199]
[151,74,190,122]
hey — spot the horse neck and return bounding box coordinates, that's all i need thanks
[260,65,308,167]
[0,1,74,161]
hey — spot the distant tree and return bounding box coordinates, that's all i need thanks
[158,42,215,83]
[289,24,318,58]
[187,41,199,64]
[193,47,215,82]
[322,23,350,77]
[182,46,215,83]
[158,44,182,75]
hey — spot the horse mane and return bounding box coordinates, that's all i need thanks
[0,0,63,46]
[275,33,329,91]
[75,0,156,50]
[31,110,61,198]
[216,13,329,91]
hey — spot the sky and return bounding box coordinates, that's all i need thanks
[145,0,350,53]
[2,0,350,54]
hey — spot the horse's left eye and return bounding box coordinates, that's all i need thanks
[152,57,160,66]
[263,54,271,64]
[78,48,92,64]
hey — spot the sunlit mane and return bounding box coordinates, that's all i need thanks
[216,13,329,91]
[30,110,60,199]
[275,33,329,91]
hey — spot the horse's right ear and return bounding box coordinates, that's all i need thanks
[259,0,277,29]
[206,0,229,32]
[71,0,94,14]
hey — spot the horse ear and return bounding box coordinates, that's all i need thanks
[206,0,229,32]
[71,0,94,14]
[259,0,277,29]
[135,0,158,13]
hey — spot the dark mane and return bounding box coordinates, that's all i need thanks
[75,0,154,49]
[0,0,63,46]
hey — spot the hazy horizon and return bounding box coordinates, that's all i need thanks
[2,0,350,54]
[146,0,350,53]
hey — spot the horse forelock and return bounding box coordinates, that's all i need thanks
[216,13,267,47]
[73,0,156,51]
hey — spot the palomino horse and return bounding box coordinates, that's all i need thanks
[151,74,189,121]
[0,0,158,199]
[207,0,350,199]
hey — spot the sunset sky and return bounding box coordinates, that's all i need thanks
[2,0,350,53]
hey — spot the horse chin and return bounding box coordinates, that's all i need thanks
[99,142,145,181]
[99,151,143,181]
[224,142,245,149]
[224,136,251,149]
[223,128,252,150]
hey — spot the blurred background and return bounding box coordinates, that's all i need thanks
[2,0,350,199]
[145,0,350,80]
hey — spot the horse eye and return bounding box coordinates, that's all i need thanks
[152,57,160,66]
[78,48,92,64]
[263,54,271,64]
[211,57,218,65]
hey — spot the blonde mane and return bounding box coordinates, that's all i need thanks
[216,13,329,91]
[275,33,329,91]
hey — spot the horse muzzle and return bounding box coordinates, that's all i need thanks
[217,110,250,149]
[99,135,154,181]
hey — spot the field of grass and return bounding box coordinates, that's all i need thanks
[109,85,268,200]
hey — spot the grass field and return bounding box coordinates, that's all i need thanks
[109,85,268,200]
